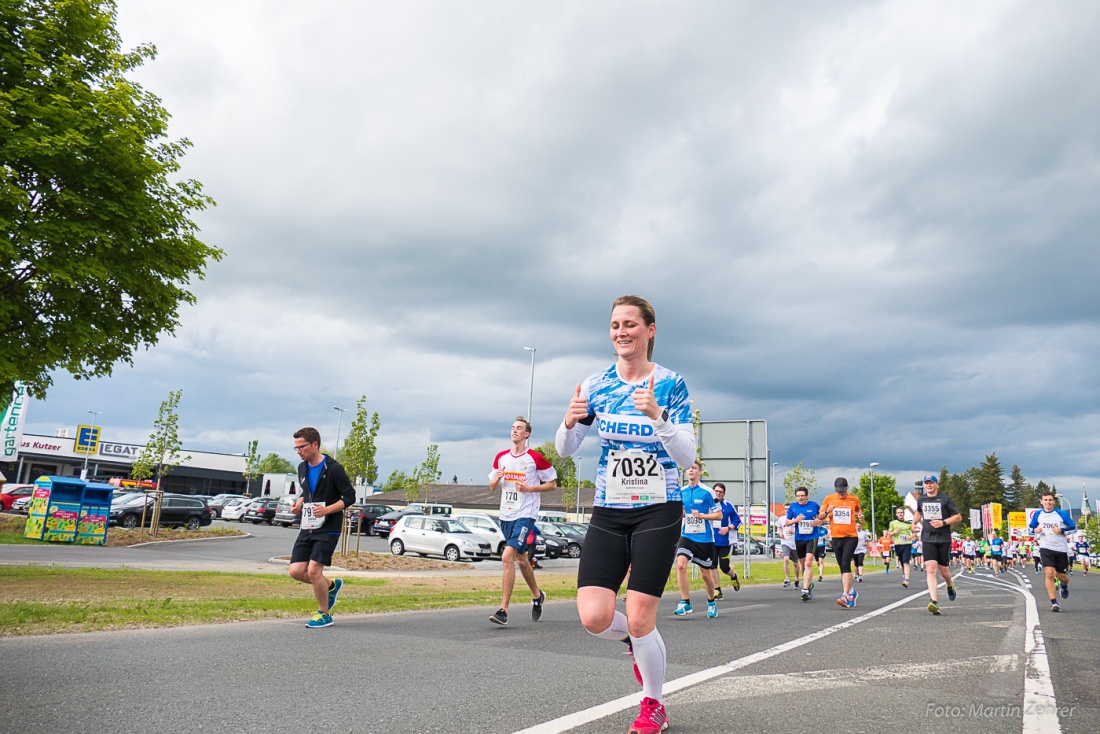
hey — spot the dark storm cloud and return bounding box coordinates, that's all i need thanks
[22,1,1100,503]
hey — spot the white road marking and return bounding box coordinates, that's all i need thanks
[958,571,1062,734]
[512,589,930,734]
[668,655,1019,703]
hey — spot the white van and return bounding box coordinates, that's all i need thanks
[407,502,452,516]
[537,510,568,524]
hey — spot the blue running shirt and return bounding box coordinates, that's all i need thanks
[557,362,693,509]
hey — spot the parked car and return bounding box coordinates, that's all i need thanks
[454,512,508,556]
[539,532,568,559]
[108,493,213,530]
[243,498,280,524]
[372,508,422,538]
[220,498,251,522]
[207,494,246,519]
[536,521,584,559]
[731,538,768,555]
[0,484,36,511]
[405,502,453,516]
[271,496,302,528]
[10,495,33,514]
[348,503,395,535]
[388,515,491,562]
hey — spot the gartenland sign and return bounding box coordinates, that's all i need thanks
[2,382,27,461]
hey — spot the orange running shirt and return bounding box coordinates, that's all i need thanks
[819,493,862,538]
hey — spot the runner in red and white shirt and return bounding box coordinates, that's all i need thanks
[488,416,558,626]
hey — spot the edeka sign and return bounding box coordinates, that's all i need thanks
[1,382,28,461]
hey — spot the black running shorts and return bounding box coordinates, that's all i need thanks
[795,539,813,559]
[291,531,339,566]
[832,536,858,573]
[676,537,717,569]
[923,541,950,566]
[578,502,682,597]
[895,544,912,565]
[1039,548,1069,574]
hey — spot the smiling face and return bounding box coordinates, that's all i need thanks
[1040,494,1056,511]
[610,304,655,362]
[510,419,531,447]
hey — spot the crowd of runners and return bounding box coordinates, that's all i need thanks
[280,294,1094,734]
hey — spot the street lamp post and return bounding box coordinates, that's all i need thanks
[81,410,103,481]
[770,462,778,554]
[869,462,880,543]
[332,406,348,456]
[523,347,536,421]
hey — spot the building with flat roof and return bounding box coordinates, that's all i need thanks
[2,432,249,496]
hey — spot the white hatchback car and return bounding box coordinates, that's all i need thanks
[454,512,508,556]
[389,515,492,562]
[220,498,252,522]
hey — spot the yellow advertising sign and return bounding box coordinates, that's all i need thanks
[74,425,100,455]
[990,503,1003,529]
[1008,511,1026,529]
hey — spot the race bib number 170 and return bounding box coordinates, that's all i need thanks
[605,450,666,505]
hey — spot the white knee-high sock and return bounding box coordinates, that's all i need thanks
[590,610,629,641]
[630,628,666,702]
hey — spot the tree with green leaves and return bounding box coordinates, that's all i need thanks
[782,462,819,502]
[256,453,295,474]
[0,0,221,401]
[536,440,576,512]
[130,389,189,535]
[415,444,442,487]
[971,453,1006,508]
[855,471,900,538]
[340,396,381,487]
[381,469,412,495]
[1005,464,1030,512]
[241,440,259,497]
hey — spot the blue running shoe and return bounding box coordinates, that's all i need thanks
[328,578,343,611]
[707,600,717,618]
[1060,583,1068,600]
[306,611,333,628]
[946,585,956,602]
[674,600,693,616]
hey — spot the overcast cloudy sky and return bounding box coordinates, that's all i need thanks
[24,1,1100,505]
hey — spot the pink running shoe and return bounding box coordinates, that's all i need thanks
[629,697,669,734]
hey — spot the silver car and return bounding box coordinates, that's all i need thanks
[389,515,491,562]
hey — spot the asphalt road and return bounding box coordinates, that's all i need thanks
[1,560,1096,734]
[0,519,582,574]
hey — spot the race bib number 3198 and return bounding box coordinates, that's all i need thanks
[605,449,665,505]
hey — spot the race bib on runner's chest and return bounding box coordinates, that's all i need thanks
[605,449,666,505]
[832,507,852,525]
[500,471,526,512]
[798,520,814,535]
[684,515,706,534]
[301,502,325,530]
[922,502,943,521]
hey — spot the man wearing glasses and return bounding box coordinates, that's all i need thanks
[289,427,357,628]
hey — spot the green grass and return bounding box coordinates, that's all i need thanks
[0,566,580,636]
[0,554,850,637]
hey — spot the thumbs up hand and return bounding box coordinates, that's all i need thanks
[564,383,588,429]
[632,370,660,420]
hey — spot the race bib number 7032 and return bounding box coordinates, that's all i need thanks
[605,449,666,505]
